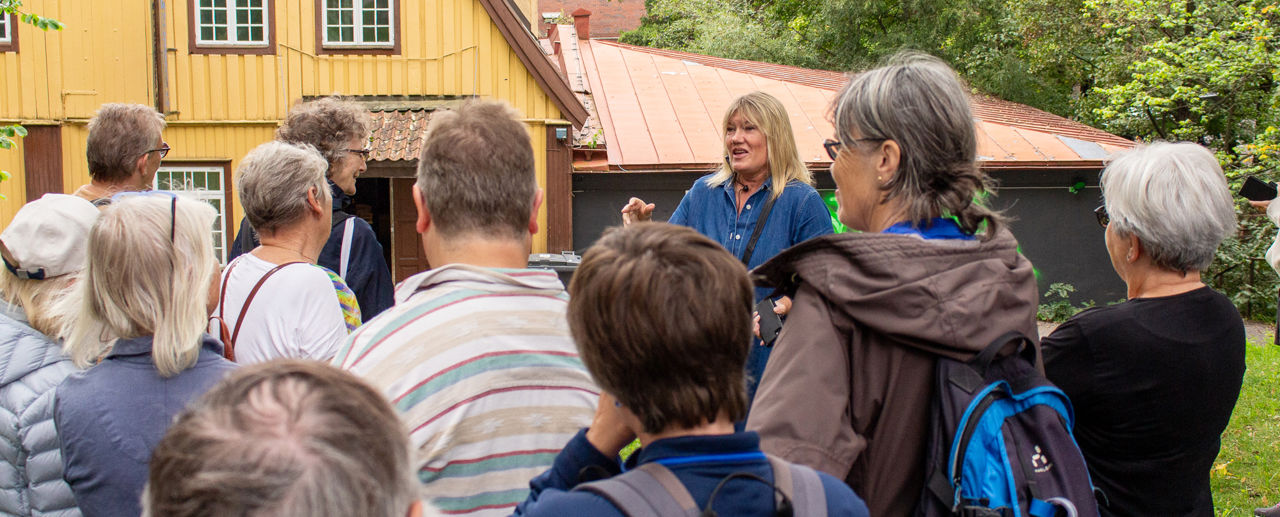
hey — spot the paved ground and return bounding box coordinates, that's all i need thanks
[1037,320,1276,344]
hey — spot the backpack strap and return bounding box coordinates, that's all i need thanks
[339,217,355,279]
[576,463,699,517]
[766,454,827,517]
[217,259,305,361]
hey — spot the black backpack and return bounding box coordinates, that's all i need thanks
[916,331,1099,517]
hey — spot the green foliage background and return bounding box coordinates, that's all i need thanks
[624,0,1280,321]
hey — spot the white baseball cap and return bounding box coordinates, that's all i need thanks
[0,194,100,280]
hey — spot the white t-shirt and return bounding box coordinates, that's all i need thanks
[212,254,348,364]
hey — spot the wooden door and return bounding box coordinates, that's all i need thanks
[391,178,429,282]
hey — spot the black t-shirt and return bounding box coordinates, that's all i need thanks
[1042,286,1245,517]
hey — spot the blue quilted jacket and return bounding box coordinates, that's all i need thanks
[0,304,80,517]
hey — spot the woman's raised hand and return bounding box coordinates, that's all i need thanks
[620,197,656,226]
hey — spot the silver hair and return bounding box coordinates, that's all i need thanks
[86,103,167,183]
[236,141,332,234]
[831,51,1004,239]
[1101,141,1236,272]
[64,195,219,377]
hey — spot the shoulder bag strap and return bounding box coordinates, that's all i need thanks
[339,217,356,279]
[740,193,779,266]
[576,463,700,517]
[227,261,306,359]
[767,454,828,517]
[212,258,243,360]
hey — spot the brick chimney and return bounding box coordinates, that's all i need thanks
[572,8,591,40]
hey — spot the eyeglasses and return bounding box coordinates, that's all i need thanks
[346,147,372,160]
[146,143,171,159]
[111,190,179,243]
[823,137,886,160]
[1094,205,1109,228]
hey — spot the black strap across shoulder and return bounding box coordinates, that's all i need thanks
[740,193,779,266]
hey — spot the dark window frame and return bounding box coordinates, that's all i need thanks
[187,0,276,56]
[0,13,19,53]
[315,0,400,56]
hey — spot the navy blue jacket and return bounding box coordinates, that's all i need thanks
[512,429,869,517]
[229,181,395,318]
[54,335,237,517]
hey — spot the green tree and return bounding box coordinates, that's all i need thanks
[0,0,63,188]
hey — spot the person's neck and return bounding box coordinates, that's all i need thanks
[1125,267,1204,299]
[424,234,531,270]
[254,227,324,265]
[637,417,736,447]
[734,171,768,193]
[86,179,143,198]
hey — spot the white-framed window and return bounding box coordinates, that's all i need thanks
[322,0,394,48]
[0,14,10,44]
[195,0,268,46]
[156,166,230,263]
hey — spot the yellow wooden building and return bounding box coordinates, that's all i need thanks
[0,0,585,279]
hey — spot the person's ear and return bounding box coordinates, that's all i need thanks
[306,187,325,216]
[528,188,545,236]
[874,140,901,182]
[414,186,432,234]
[1126,234,1143,263]
[132,153,151,185]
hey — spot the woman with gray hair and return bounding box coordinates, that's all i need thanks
[744,53,1040,516]
[212,141,360,364]
[1041,142,1243,517]
[55,193,238,517]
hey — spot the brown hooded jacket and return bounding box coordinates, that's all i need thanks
[745,230,1040,516]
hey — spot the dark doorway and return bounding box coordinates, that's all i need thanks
[351,177,393,270]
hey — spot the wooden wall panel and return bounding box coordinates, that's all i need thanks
[0,136,28,228]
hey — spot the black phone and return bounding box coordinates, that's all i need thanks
[756,298,783,346]
[1240,175,1277,201]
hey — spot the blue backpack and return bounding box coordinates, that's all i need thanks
[916,332,1099,517]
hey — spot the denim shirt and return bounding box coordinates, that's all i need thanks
[668,174,834,291]
[54,334,237,517]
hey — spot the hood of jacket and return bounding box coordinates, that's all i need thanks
[754,230,1039,359]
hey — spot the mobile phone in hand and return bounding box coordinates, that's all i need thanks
[756,298,783,346]
[1240,175,1277,201]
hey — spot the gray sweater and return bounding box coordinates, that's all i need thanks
[0,304,80,517]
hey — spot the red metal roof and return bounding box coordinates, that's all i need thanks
[553,35,1132,171]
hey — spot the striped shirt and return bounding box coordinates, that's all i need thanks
[333,264,599,516]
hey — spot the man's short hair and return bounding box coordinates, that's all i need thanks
[567,223,753,434]
[415,100,536,239]
[143,360,418,517]
[85,103,166,182]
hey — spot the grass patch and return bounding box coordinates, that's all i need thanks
[1214,336,1280,516]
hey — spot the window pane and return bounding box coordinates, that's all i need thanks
[341,11,353,24]
[209,174,221,190]
[342,27,353,41]
[363,27,376,42]
[250,27,263,41]
[250,10,262,24]
[363,0,378,8]
[236,26,249,42]
[200,26,214,41]
[197,0,215,7]
[215,10,227,24]
[327,26,342,41]
[376,10,388,25]
[215,27,227,40]
[326,10,340,25]
[341,0,353,8]
[236,0,250,6]
[213,0,226,7]
[363,10,376,25]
